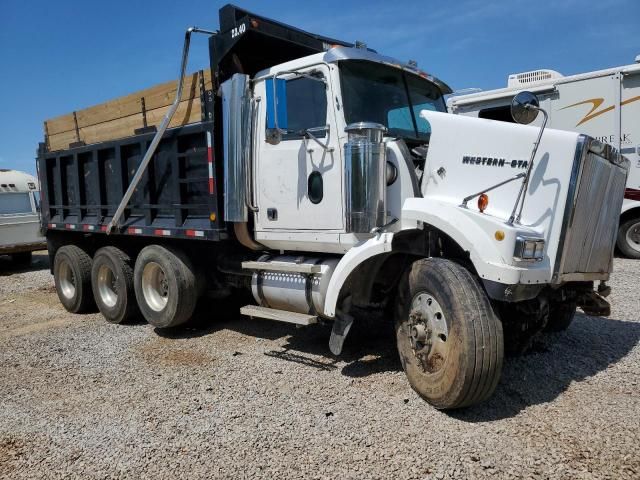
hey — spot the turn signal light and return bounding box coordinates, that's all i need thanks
[478,193,489,213]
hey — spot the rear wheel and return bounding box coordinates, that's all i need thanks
[134,245,198,328]
[54,245,95,313]
[617,217,640,259]
[91,247,139,324]
[395,258,503,409]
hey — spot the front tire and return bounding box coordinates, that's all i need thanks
[395,258,503,409]
[53,245,95,313]
[91,247,139,324]
[617,217,640,259]
[134,245,198,328]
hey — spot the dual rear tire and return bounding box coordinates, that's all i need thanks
[133,245,198,328]
[54,244,198,328]
[91,247,138,324]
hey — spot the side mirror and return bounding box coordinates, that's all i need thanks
[265,77,288,145]
[511,91,540,125]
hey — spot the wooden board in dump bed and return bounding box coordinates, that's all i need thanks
[45,70,212,152]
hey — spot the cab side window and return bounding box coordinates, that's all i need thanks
[284,77,327,139]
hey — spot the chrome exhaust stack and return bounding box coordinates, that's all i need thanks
[344,122,387,233]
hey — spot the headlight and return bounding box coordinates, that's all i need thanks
[514,236,545,261]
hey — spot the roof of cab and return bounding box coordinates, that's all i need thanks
[255,46,452,95]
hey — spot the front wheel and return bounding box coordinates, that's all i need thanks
[395,258,504,409]
[617,217,640,259]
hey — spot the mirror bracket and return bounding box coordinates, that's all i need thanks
[303,125,334,153]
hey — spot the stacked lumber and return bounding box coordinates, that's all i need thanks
[45,70,213,151]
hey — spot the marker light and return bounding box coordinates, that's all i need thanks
[478,193,489,213]
[495,230,505,241]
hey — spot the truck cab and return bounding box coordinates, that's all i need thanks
[247,47,447,251]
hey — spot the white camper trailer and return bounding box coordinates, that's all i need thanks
[448,58,640,257]
[0,169,46,265]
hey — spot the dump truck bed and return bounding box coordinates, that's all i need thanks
[38,121,224,241]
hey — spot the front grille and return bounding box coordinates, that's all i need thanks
[555,137,628,280]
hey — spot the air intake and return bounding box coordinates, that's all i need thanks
[507,69,563,88]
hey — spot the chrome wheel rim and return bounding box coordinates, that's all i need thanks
[97,264,118,308]
[141,262,168,312]
[408,293,450,374]
[625,222,640,253]
[58,260,76,299]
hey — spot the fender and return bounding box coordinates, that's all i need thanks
[402,197,551,285]
[322,232,394,317]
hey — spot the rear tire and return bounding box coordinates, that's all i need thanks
[11,251,32,266]
[617,217,640,259]
[91,247,139,324]
[53,245,95,313]
[395,258,504,409]
[134,245,198,328]
[544,301,577,332]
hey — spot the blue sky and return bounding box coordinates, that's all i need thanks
[1,0,638,174]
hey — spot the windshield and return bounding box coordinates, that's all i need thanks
[339,60,446,141]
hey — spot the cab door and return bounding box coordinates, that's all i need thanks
[254,65,343,231]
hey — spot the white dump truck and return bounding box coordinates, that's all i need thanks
[38,5,628,409]
[0,169,45,265]
[448,57,640,257]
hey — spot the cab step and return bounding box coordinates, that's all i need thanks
[240,305,318,325]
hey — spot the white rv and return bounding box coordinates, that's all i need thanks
[0,169,46,265]
[448,57,640,257]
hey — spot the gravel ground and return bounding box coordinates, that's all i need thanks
[0,252,638,479]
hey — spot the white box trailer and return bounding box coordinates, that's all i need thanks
[448,57,640,257]
[0,169,46,265]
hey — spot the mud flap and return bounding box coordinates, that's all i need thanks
[329,312,354,356]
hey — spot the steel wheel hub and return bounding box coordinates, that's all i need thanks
[97,264,118,308]
[142,262,169,312]
[408,293,449,374]
[626,222,640,252]
[58,260,76,300]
